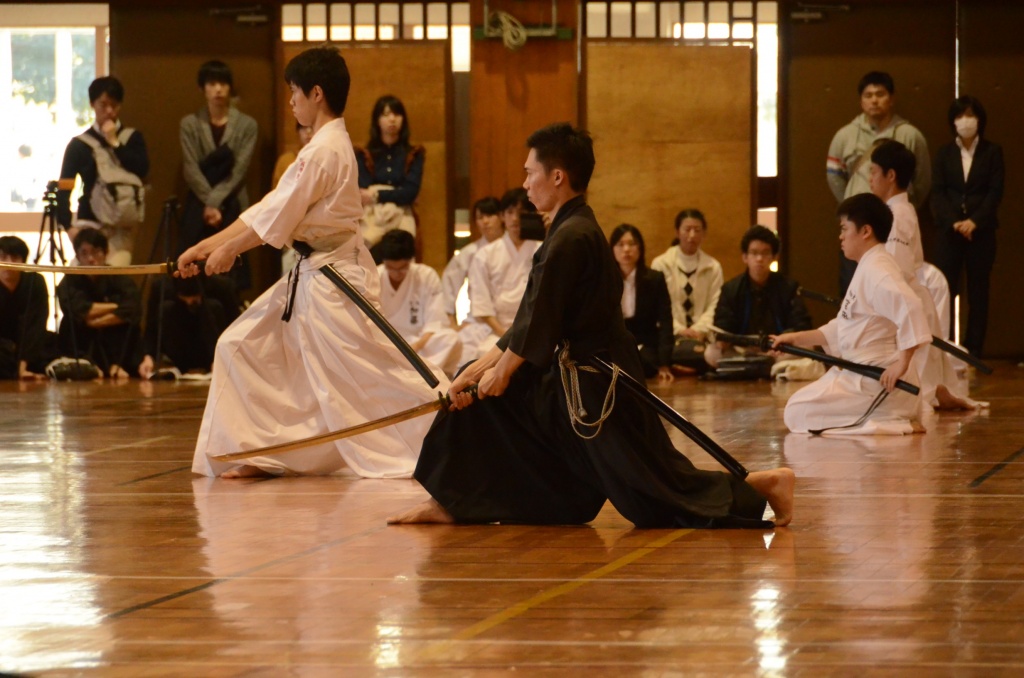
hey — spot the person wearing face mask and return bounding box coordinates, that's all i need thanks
[930,96,1005,358]
[57,77,150,267]
[355,95,424,254]
[650,208,723,374]
[179,60,258,293]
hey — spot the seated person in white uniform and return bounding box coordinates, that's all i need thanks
[868,140,976,410]
[440,196,503,329]
[177,46,449,479]
[458,188,541,362]
[377,229,462,377]
[773,193,931,435]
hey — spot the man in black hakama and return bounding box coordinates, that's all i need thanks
[389,124,794,528]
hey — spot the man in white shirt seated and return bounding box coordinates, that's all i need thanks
[773,193,931,435]
[378,229,462,377]
[440,196,503,329]
[458,188,541,362]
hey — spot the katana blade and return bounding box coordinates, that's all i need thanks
[210,386,476,463]
[0,260,171,276]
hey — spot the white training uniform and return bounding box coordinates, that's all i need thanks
[378,262,462,377]
[192,118,449,478]
[440,238,483,318]
[784,244,931,435]
[650,247,724,336]
[887,194,972,409]
[459,234,540,360]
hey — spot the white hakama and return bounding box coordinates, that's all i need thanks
[378,262,462,377]
[784,245,931,435]
[191,117,449,477]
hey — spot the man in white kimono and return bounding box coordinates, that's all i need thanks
[869,140,976,410]
[177,46,449,478]
[378,230,461,377]
[650,209,724,373]
[458,188,541,362]
[440,196,503,328]
[774,193,931,435]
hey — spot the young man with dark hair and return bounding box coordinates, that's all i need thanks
[377,230,462,376]
[390,122,795,529]
[179,59,259,264]
[178,46,447,479]
[869,140,978,410]
[57,76,149,266]
[827,70,930,294]
[706,225,812,369]
[440,196,503,328]
[56,229,142,378]
[774,193,932,434]
[459,187,541,362]
[0,236,53,379]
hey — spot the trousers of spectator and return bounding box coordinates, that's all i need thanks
[934,227,996,357]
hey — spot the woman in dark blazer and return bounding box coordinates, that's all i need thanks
[610,224,674,382]
[930,95,1004,357]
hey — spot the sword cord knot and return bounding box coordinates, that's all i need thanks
[557,343,619,440]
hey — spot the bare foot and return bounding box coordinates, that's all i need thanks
[746,468,795,527]
[935,384,974,411]
[220,465,276,479]
[386,498,455,525]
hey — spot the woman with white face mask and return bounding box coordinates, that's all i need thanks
[929,96,1004,358]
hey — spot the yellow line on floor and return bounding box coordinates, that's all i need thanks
[451,528,694,642]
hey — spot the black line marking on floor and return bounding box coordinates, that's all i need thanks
[970,446,1024,488]
[116,465,192,486]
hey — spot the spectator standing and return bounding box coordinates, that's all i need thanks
[57,76,149,266]
[930,96,1004,357]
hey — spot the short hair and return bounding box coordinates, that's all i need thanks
[284,46,350,117]
[378,229,416,261]
[858,71,894,96]
[526,123,595,192]
[609,223,647,273]
[197,59,233,89]
[473,196,501,217]
[499,188,534,213]
[73,228,109,253]
[674,208,707,232]
[0,235,30,262]
[88,76,124,104]
[368,95,410,150]
[741,225,779,255]
[948,95,987,137]
[837,193,893,244]
[870,140,916,190]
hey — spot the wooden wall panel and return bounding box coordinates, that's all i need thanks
[109,5,276,296]
[957,1,1024,358]
[782,1,955,324]
[468,0,578,225]
[280,42,451,271]
[585,43,754,281]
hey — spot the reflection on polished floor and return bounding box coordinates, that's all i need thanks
[2,365,1023,676]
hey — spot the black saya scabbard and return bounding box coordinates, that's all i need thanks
[291,240,439,389]
[712,328,921,396]
[796,287,993,374]
[588,356,749,480]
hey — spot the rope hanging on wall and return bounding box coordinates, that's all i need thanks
[487,10,528,50]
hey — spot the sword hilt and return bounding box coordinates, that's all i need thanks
[441,384,479,408]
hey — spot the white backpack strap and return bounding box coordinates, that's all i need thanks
[117,127,135,145]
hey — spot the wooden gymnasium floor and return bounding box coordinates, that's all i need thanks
[2,364,1023,677]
